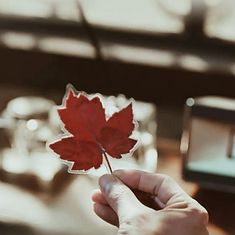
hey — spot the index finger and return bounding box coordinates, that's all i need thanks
[113,169,190,206]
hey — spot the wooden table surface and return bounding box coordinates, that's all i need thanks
[0,138,234,235]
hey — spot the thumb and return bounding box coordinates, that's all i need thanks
[99,174,143,222]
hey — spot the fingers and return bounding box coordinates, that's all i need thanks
[93,203,119,226]
[92,190,118,226]
[99,174,143,222]
[92,188,161,211]
[113,170,189,206]
[92,189,108,205]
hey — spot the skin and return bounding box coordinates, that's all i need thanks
[92,170,209,235]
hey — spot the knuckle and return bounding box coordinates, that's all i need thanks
[187,204,209,225]
[118,231,129,235]
[120,211,156,235]
[159,174,173,182]
[198,208,209,225]
[111,184,126,195]
[132,213,148,227]
[118,220,132,235]
[162,174,176,186]
[107,184,127,200]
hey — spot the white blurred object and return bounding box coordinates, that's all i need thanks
[0,96,62,191]
[0,0,52,18]
[0,0,80,21]
[205,0,235,42]
[79,0,187,34]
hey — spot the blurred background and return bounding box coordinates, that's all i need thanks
[0,0,235,234]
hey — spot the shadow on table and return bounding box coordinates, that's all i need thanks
[194,188,235,234]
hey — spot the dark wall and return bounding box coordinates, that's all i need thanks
[1,47,235,139]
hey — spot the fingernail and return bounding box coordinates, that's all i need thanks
[99,174,117,194]
[99,174,116,187]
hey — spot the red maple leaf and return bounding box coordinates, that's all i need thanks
[49,86,137,172]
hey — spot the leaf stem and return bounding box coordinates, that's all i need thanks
[103,151,113,174]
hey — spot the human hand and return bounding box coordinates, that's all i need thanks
[92,170,209,235]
